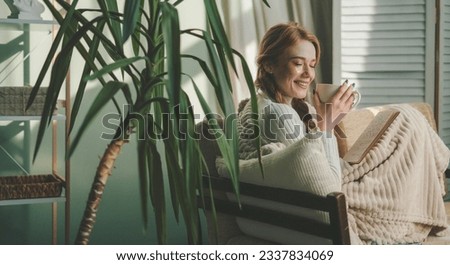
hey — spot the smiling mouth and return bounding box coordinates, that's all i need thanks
[294,81,309,88]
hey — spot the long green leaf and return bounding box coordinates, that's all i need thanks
[29,0,79,110]
[136,113,150,231]
[202,29,240,184]
[70,20,106,134]
[212,29,232,92]
[233,50,264,178]
[69,81,128,158]
[33,24,75,162]
[131,1,146,55]
[181,55,217,89]
[179,91,201,243]
[160,2,181,109]
[98,0,123,51]
[83,56,148,81]
[147,139,166,244]
[181,29,234,117]
[204,0,236,73]
[123,0,142,43]
[134,110,166,244]
[202,30,234,117]
[154,98,182,223]
[190,76,239,197]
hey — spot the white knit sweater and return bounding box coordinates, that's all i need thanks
[237,91,342,181]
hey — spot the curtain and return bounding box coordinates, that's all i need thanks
[220,0,333,105]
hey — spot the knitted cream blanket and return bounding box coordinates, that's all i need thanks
[341,104,450,244]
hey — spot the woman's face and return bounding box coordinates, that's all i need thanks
[268,39,316,104]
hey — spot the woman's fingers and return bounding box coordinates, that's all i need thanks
[335,81,354,102]
[341,83,356,101]
[333,80,349,99]
[342,83,356,110]
[345,92,355,110]
[331,81,355,108]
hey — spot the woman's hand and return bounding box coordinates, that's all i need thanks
[313,80,355,132]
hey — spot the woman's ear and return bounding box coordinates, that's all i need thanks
[263,63,273,74]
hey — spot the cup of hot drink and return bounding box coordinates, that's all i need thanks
[315,82,361,109]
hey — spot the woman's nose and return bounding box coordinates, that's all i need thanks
[302,65,310,76]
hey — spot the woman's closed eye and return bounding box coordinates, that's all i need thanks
[293,61,304,68]
[292,59,315,68]
[294,63,316,69]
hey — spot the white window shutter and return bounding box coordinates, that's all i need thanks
[439,0,450,146]
[338,0,435,108]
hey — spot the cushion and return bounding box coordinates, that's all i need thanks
[216,136,342,244]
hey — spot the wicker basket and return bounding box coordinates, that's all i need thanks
[0,174,64,200]
[0,86,48,116]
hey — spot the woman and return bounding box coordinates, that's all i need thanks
[236,22,450,244]
[238,22,353,170]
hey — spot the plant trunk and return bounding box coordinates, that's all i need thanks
[75,139,126,244]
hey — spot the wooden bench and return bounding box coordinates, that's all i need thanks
[198,176,351,244]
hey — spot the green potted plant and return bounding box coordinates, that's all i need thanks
[29,0,267,244]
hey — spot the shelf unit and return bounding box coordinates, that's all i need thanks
[0,18,71,245]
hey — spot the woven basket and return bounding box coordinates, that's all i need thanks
[0,174,64,200]
[0,86,48,116]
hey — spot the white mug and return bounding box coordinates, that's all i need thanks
[315,83,361,109]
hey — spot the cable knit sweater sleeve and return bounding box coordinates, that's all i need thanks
[259,97,342,179]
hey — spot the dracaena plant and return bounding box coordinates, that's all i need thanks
[28,0,268,244]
